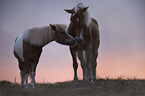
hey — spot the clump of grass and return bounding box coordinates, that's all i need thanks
[106,76,110,80]
[0,80,11,84]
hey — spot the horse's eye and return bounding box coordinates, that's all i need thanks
[60,32,65,34]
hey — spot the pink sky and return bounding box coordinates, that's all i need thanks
[0,0,145,83]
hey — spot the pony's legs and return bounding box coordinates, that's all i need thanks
[20,71,25,88]
[31,71,36,88]
[86,45,94,84]
[18,61,25,88]
[92,44,99,80]
[70,47,78,84]
[30,61,38,88]
[24,73,29,88]
[30,62,36,88]
[92,60,97,80]
[23,62,29,88]
[77,50,87,82]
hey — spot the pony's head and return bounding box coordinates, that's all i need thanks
[64,3,90,43]
[50,24,76,47]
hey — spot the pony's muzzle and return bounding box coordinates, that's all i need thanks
[75,37,82,43]
[67,39,76,46]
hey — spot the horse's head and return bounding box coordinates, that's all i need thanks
[50,24,76,47]
[64,3,89,43]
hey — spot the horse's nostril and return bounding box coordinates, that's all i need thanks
[67,39,76,46]
[73,39,76,44]
[70,40,76,46]
[76,38,82,43]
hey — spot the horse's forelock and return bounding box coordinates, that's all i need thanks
[72,3,91,26]
[73,3,84,13]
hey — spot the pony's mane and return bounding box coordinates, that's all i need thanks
[23,26,54,46]
[55,24,67,32]
[15,36,19,42]
[74,3,91,26]
[23,24,67,46]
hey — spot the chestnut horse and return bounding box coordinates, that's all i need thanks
[13,24,76,88]
[65,3,100,84]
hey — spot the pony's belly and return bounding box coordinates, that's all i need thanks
[13,35,24,61]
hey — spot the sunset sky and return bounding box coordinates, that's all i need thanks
[0,0,145,83]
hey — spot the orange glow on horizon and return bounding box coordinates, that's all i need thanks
[0,50,145,83]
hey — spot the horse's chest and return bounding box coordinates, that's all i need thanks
[75,41,87,50]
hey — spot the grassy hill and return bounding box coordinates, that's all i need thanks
[0,79,145,96]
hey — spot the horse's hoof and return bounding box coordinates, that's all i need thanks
[24,85,28,89]
[89,80,95,84]
[82,79,87,83]
[73,80,78,84]
[31,85,36,88]
[20,85,23,88]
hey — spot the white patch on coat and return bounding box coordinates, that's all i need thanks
[13,34,24,61]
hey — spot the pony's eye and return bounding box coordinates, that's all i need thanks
[60,32,65,34]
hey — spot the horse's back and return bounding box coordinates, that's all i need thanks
[90,18,100,44]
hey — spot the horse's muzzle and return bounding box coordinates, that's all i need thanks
[75,37,82,43]
[67,39,77,47]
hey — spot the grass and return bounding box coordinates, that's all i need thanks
[1,78,145,96]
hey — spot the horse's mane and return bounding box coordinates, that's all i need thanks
[74,3,91,26]
[15,36,19,42]
[55,24,67,32]
[22,24,66,46]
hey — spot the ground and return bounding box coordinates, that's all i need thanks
[0,79,145,96]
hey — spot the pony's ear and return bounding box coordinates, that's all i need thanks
[81,6,89,12]
[50,24,57,31]
[64,9,74,14]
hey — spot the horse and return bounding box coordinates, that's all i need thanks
[13,24,76,88]
[64,3,100,84]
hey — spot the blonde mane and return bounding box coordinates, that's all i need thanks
[74,3,91,26]
[22,24,66,46]
[55,24,67,32]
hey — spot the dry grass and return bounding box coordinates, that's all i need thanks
[0,79,145,96]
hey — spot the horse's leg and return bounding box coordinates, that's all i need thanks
[77,50,87,82]
[23,62,29,88]
[92,49,98,80]
[70,47,78,84]
[30,61,38,88]
[20,71,25,88]
[29,62,35,88]
[86,44,94,84]
[18,61,25,88]
[92,41,99,80]
[31,71,36,88]
[24,74,29,88]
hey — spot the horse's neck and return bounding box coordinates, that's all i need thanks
[24,26,55,47]
[40,27,55,46]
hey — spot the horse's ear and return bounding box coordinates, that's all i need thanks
[81,6,89,12]
[50,24,57,31]
[64,9,74,14]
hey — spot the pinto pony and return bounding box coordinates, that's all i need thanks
[13,24,76,88]
[64,3,100,84]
